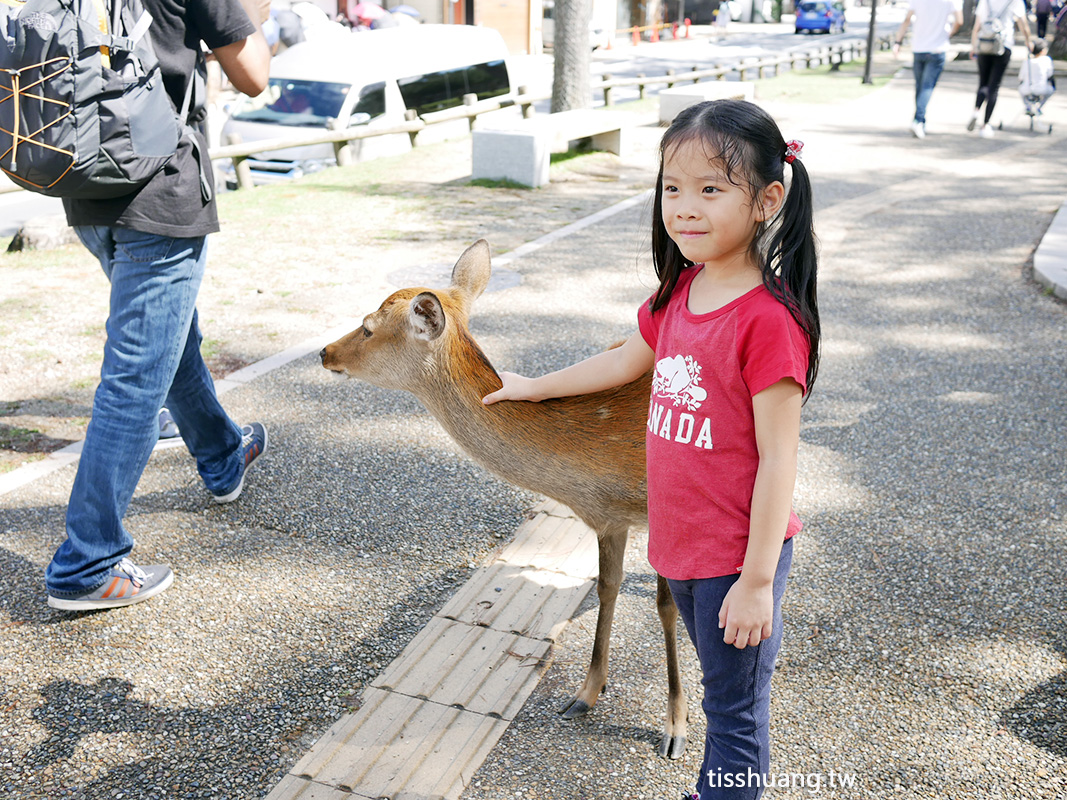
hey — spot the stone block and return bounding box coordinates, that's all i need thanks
[471,127,550,188]
[658,81,756,124]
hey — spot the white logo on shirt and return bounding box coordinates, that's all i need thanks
[652,355,706,411]
[648,354,713,450]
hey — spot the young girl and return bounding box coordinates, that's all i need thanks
[483,99,820,800]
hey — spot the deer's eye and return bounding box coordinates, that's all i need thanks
[362,326,373,338]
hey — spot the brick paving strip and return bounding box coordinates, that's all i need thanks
[266,500,597,800]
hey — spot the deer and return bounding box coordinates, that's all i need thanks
[320,239,687,759]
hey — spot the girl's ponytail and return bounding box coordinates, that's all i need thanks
[762,154,820,397]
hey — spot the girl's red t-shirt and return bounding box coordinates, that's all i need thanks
[637,266,809,580]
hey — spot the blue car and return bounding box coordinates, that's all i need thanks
[794,0,846,33]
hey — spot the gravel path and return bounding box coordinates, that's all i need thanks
[1,64,1065,800]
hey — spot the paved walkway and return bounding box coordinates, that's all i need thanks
[1,56,1065,800]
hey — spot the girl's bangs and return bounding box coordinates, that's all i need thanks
[661,124,754,191]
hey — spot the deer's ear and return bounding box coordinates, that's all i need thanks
[410,292,446,341]
[451,239,491,302]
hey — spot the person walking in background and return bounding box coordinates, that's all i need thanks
[969,0,1032,137]
[1035,0,1052,38]
[484,99,820,800]
[892,0,964,139]
[45,0,272,611]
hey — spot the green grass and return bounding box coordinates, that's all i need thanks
[549,149,590,165]
[2,240,87,267]
[201,337,222,361]
[468,177,534,189]
[753,56,897,104]
[0,424,41,450]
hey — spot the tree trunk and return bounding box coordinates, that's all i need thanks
[551,0,593,112]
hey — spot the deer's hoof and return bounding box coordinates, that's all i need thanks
[558,695,592,719]
[658,733,687,759]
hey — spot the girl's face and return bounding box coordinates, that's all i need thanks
[660,139,778,271]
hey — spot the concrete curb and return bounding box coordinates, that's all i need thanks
[1034,202,1067,301]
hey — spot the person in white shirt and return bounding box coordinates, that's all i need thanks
[969,0,1032,138]
[893,0,964,139]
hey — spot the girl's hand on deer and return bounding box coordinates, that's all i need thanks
[718,577,774,649]
[483,372,540,405]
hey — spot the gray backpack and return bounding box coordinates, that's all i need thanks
[1,0,190,199]
[976,0,1013,56]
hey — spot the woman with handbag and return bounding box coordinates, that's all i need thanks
[969,0,1032,137]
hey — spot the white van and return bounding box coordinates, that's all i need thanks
[221,25,518,184]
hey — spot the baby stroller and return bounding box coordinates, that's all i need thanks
[1017,54,1055,133]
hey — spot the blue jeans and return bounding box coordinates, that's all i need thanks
[669,538,794,800]
[913,51,946,125]
[46,227,244,596]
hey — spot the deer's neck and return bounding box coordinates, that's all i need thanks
[416,333,514,445]
[408,332,648,527]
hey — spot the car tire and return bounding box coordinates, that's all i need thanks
[795,27,802,33]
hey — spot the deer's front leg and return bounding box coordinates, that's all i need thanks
[559,525,628,720]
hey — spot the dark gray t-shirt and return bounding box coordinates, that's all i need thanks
[64,0,256,238]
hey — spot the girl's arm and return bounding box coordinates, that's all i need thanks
[482,330,655,404]
[718,377,803,649]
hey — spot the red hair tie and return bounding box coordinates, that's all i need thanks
[784,140,804,164]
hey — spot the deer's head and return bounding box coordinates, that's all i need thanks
[320,240,494,392]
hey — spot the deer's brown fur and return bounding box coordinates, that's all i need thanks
[321,240,687,758]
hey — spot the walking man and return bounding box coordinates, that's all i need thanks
[45,0,272,611]
[893,0,964,138]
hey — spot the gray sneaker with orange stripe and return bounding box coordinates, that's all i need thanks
[47,558,173,611]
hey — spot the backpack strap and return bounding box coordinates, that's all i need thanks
[76,3,150,58]
[993,0,1014,21]
[89,0,111,68]
[179,56,214,203]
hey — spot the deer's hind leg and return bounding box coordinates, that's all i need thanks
[559,523,628,720]
[656,573,687,758]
